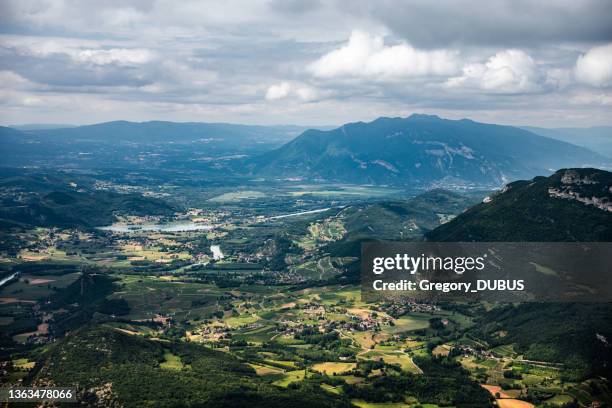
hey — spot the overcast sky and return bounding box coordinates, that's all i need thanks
[1,0,612,127]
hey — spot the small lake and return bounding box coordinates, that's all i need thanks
[99,221,214,233]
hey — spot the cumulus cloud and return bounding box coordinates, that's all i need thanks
[1,1,611,126]
[265,82,323,102]
[575,43,612,87]
[447,49,544,93]
[308,31,459,80]
[265,82,292,100]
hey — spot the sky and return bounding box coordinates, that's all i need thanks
[1,0,612,127]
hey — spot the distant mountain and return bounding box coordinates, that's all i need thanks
[426,168,612,242]
[251,115,608,188]
[9,123,76,130]
[522,125,612,158]
[0,122,317,169]
[26,121,309,145]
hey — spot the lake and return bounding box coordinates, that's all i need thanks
[99,221,214,233]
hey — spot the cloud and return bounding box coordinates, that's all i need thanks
[353,0,612,48]
[308,31,459,80]
[575,43,612,87]
[265,82,323,102]
[447,49,544,93]
[268,0,321,15]
[73,48,156,66]
[265,82,292,100]
[2,37,155,66]
[0,2,611,126]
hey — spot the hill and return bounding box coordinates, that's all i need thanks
[326,189,481,259]
[251,115,607,187]
[426,168,612,242]
[426,168,612,379]
[33,325,351,407]
[523,125,612,158]
[0,171,176,230]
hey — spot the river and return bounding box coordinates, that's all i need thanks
[0,272,19,288]
[268,208,331,220]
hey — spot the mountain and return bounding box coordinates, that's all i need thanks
[9,123,77,130]
[251,115,608,187]
[426,168,612,242]
[26,121,308,145]
[523,125,612,158]
[424,168,612,379]
[0,122,315,169]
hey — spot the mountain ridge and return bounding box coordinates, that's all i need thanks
[426,167,612,242]
[250,115,609,187]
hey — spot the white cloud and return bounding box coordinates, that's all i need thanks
[575,43,612,87]
[1,3,611,127]
[294,86,319,101]
[447,49,544,93]
[2,36,156,66]
[265,82,292,100]
[74,48,155,66]
[265,82,323,102]
[308,30,458,79]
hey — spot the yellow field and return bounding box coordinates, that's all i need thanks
[432,344,451,357]
[120,244,192,262]
[359,351,421,374]
[311,362,357,375]
[346,331,376,349]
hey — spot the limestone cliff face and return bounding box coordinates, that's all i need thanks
[548,169,612,212]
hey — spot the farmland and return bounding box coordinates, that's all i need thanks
[0,177,610,407]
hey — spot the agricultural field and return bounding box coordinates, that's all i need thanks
[0,179,609,407]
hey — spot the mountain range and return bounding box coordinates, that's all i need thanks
[0,121,313,169]
[523,125,612,158]
[2,116,610,188]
